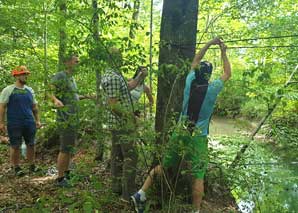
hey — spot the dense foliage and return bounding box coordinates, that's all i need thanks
[0,0,297,212]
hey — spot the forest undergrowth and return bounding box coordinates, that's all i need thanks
[0,134,237,213]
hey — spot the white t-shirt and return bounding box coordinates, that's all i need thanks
[130,84,144,102]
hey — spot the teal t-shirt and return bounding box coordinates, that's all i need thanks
[181,70,224,136]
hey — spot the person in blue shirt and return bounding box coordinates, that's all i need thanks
[0,66,41,176]
[131,37,231,213]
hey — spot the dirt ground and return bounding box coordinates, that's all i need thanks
[0,141,237,213]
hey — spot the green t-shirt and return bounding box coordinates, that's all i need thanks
[51,71,79,123]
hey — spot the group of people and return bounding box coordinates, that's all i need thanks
[0,37,231,213]
[101,38,231,213]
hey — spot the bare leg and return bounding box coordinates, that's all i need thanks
[26,145,35,164]
[141,165,162,191]
[192,178,204,211]
[131,165,163,212]
[10,147,20,167]
[57,152,71,178]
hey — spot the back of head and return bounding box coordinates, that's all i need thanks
[63,51,78,64]
[107,47,123,68]
[187,61,213,132]
[194,61,213,85]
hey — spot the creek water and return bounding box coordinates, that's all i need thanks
[209,117,298,213]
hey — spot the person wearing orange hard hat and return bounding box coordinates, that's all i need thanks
[11,65,31,76]
[0,66,41,176]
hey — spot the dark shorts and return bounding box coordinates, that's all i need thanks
[58,122,78,153]
[7,123,36,148]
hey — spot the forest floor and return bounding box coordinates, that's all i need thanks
[0,120,238,212]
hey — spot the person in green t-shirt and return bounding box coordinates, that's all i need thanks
[49,54,87,187]
[131,38,232,213]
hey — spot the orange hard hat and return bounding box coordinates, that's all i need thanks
[11,66,31,76]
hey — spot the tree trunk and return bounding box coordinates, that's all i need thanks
[155,0,198,145]
[154,0,199,206]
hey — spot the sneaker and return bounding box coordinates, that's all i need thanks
[46,166,58,176]
[130,192,146,213]
[29,164,42,174]
[55,177,71,188]
[14,166,25,177]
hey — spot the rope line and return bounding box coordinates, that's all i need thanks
[210,45,298,49]
[159,42,298,50]
[198,34,298,44]
[154,34,298,49]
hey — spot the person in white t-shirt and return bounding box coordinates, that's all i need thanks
[129,66,154,116]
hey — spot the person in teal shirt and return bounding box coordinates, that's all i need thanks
[131,37,231,213]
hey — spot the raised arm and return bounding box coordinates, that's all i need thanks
[191,37,222,70]
[219,43,231,82]
[144,85,154,106]
[127,69,148,90]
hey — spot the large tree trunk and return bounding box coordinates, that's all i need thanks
[154,0,199,207]
[155,0,198,145]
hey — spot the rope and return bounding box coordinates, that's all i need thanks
[156,33,298,50]
[171,43,298,49]
[198,34,298,44]
[210,45,298,49]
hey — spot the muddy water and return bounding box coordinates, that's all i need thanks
[209,116,298,213]
[209,116,257,136]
